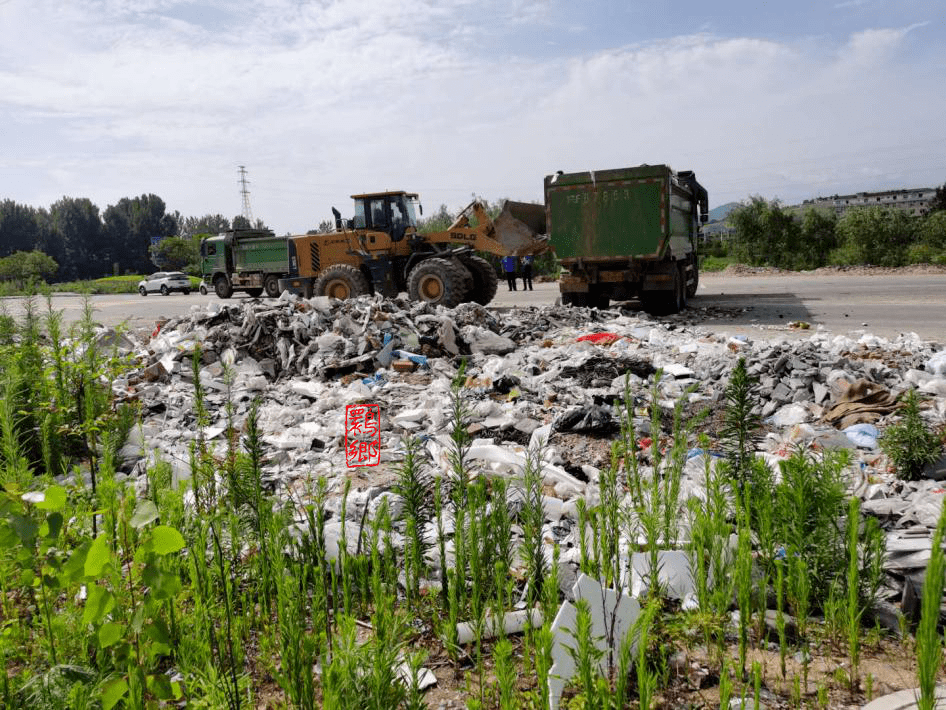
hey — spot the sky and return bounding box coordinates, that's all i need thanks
[0,0,944,235]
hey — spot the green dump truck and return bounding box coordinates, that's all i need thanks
[546,164,708,314]
[200,229,291,299]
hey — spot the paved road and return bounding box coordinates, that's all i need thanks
[3,271,944,344]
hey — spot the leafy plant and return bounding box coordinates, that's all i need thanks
[880,389,943,480]
[720,357,761,486]
[917,499,946,710]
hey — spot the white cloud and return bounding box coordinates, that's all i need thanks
[0,2,943,232]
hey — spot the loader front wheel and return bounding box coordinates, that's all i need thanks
[408,258,467,308]
[313,264,370,300]
[460,255,499,305]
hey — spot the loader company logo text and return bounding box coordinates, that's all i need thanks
[345,404,381,467]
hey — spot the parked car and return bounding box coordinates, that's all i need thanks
[138,272,192,296]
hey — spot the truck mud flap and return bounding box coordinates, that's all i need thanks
[559,275,589,293]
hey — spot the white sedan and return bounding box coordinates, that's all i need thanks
[137,272,192,296]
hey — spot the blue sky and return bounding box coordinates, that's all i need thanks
[1,0,944,235]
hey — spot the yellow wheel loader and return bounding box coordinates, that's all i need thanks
[278,191,547,307]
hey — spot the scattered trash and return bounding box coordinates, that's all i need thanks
[553,405,617,435]
[108,293,946,643]
[843,423,880,449]
[576,332,622,345]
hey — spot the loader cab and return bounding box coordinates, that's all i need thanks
[351,191,420,242]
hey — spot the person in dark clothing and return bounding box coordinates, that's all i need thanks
[501,255,517,291]
[521,254,534,291]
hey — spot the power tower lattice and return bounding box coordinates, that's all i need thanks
[238,165,254,225]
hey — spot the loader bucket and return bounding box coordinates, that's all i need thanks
[493,201,549,255]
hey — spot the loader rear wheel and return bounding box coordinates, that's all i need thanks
[313,264,370,300]
[264,274,281,298]
[408,258,467,308]
[460,255,499,305]
[214,276,233,299]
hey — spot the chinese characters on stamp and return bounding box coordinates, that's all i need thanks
[345,404,380,467]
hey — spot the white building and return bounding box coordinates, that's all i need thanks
[800,188,934,216]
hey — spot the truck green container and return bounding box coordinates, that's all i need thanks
[546,164,708,314]
[200,229,291,299]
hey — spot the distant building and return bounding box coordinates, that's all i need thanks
[800,188,934,217]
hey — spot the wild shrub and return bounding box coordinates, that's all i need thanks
[917,500,946,710]
[774,448,848,609]
[719,357,761,487]
[880,389,943,480]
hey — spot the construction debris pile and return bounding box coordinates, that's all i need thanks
[112,292,946,629]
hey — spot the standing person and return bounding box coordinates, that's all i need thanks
[521,254,534,291]
[501,255,518,291]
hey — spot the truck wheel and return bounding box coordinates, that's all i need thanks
[245,288,264,298]
[562,292,590,307]
[685,259,699,298]
[214,276,233,299]
[460,255,499,305]
[314,264,370,300]
[407,258,467,308]
[264,274,281,298]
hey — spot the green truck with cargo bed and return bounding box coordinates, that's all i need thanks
[200,229,291,299]
[546,164,708,314]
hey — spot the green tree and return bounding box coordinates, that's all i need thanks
[179,214,231,238]
[417,204,454,233]
[798,208,838,268]
[918,211,946,249]
[928,182,946,214]
[150,236,200,272]
[835,207,916,266]
[103,194,178,274]
[46,197,106,280]
[730,197,805,268]
[0,200,43,257]
[0,250,59,287]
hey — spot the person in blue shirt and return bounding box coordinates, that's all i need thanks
[501,255,518,291]
[521,254,534,291]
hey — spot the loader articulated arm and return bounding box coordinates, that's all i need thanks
[426,199,550,257]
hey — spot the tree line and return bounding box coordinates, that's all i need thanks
[0,195,267,282]
[4,183,945,284]
[715,183,946,270]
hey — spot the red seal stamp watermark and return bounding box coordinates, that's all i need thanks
[345,404,381,467]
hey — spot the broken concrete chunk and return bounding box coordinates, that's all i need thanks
[455,608,543,645]
[548,573,641,710]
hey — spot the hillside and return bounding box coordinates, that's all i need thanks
[707,201,741,222]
